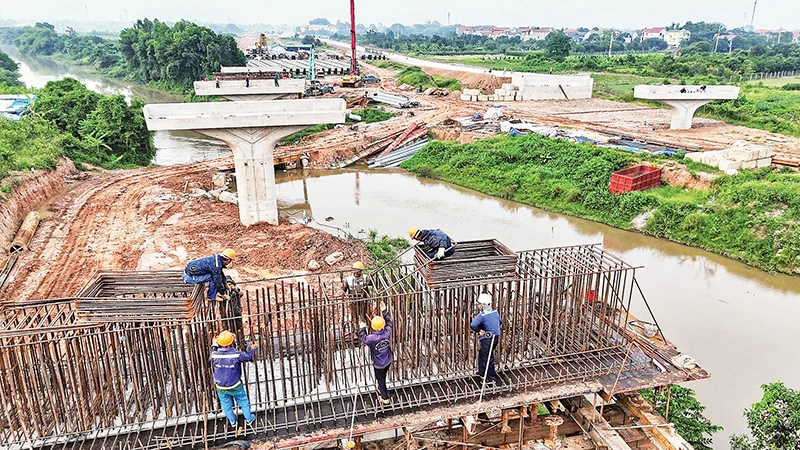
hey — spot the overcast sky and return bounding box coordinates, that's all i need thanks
[2,0,797,30]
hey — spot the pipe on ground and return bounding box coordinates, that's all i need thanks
[9,211,40,254]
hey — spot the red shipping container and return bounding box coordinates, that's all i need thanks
[609,165,662,194]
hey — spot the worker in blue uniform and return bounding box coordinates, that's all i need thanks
[211,330,259,432]
[182,249,236,301]
[359,303,393,404]
[408,227,455,260]
[470,293,502,384]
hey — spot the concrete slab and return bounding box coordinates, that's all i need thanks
[193,79,305,100]
[142,99,345,131]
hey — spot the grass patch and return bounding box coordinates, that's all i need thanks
[745,76,800,87]
[278,123,336,146]
[364,229,409,267]
[352,107,395,123]
[365,60,407,71]
[401,133,800,274]
[396,66,461,91]
[0,118,65,194]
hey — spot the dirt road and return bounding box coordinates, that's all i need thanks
[1,160,369,301]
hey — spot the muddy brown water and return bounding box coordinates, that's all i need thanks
[15,56,800,450]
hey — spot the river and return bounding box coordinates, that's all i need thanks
[15,55,800,450]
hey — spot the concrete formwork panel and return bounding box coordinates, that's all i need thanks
[510,73,594,100]
[143,99,345,226]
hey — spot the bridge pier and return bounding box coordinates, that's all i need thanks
[143,99,345,225]
[634,84,740,130]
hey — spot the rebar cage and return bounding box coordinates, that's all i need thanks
[0,244,656,450]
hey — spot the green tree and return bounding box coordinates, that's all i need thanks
[731,382,800,450]
[79,96,154,167]
[545,31,571,61]
[641,385,722,450]
[32,78,101,137]
[309,18,330,25]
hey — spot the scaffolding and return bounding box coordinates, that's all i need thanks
[0,244,703,450]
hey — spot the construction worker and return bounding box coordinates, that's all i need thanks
[342,261,371,298]
[182,249,236,301]
[359,304,393,404]
[408,227,455,260]
[343,261,372,326]
[274,74,280,87]
[211,330,259,431]
[470,293,502,384]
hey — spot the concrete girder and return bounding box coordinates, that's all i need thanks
[193,79,305,101]
[634,84,740,130]
[143,99,345,226]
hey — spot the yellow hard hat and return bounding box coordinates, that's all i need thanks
[220,248,236,260]
[353,261,365,270]
[371,316,386,331]
[217,330,235,347]
[408,227,419,239]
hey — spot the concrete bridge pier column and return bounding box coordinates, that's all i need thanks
[657,99,713,130]
[199,126,304,226]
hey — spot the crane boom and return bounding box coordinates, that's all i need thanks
[349,0,358,75]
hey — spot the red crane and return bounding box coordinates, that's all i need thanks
[349,0,358,75]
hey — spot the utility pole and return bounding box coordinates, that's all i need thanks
[750,0,758,29]
[607,30,615,58]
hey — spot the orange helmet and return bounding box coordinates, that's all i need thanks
[408,227,419,239]
[371,316,386,331]
[220,249,236,260]
[353,261,365,270]
[217,330,235,347]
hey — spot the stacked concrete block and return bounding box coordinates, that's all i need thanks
[493,83,520,102]
[684,141,774,173]
[460,88,481,101]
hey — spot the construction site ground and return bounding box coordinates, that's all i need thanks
[278,63,800,169]
[0,160,369,301]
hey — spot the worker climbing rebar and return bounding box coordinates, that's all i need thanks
[408,227,456,260]
[343,261,374,332]
[182,249,236,302]
[471,293,502,385]
[359,302,393,405]
[211,330,259,434]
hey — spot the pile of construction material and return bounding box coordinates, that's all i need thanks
[336,123,429,169]
[685,141,773,173]
[460,84,521,102]
[368,139,429,168]
[371,91,419,108]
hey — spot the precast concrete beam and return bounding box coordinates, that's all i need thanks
[634,85,740,130]
[143,99,345,226]
[193,79,305,100]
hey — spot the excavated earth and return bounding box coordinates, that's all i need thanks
[0,159,369,301]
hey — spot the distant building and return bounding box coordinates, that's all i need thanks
[522,27,552,41]
[641,27,665,41]
[793,31,800,43]
[563,29,585,42]
[664,29,691,47]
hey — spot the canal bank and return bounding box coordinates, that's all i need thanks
[13,53,800,449]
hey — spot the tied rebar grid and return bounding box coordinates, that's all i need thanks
[0,245,657,450]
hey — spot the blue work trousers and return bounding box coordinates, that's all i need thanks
[477,336,498,382]
[216,384,255,426]
[182,272,219,300]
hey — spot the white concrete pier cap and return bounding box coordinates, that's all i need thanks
[143,99,345,226]
[634,85,739,130]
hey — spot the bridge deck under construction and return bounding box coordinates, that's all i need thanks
[0,243,708,450]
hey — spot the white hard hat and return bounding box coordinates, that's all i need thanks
[477,293,492,305]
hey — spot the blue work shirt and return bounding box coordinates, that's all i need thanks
[359,311,394,369]
[416,229,455,259]
[184,255,228,297]
[471,309,502,341]
[211,346,254,389]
